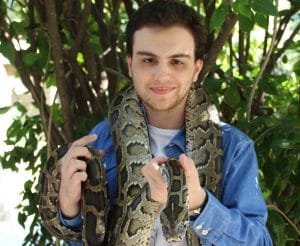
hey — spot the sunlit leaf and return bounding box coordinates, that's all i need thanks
[45,74,56,88]
[0,106,11,114]
[251,0,279,16]
[13,101,27,114]
[239,13,255,32]
[282,55,288,64]
[24,180,33,192]
[18,212,27,229]
[0,41,15,64]
[11,21,26,35]
[210,3,228,31]
[233,0,252,18]
[254,13,268,29]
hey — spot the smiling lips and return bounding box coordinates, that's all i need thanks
[150,86,175,95]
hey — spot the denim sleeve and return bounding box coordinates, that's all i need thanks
[59,210,82,229]
[190,141,272,245]
[58,210,82,245]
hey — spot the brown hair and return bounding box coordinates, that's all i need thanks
[125,0,207,60]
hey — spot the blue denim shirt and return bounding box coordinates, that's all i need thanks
[61,120,272,245]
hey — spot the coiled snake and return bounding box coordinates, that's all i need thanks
[39,83,223,245]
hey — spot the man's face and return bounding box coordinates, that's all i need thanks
[127,25,203,114]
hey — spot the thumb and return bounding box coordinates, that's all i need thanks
[179,154,190,171]
[179,154,196,177]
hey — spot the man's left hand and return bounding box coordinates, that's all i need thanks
[179,154,207,211]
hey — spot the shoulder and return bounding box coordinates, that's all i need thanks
[220,122,257,169]
[220,122,258,180]
[220,122,253,149]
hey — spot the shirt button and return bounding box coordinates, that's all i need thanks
[201,229,209,235]
[195,224,202,230]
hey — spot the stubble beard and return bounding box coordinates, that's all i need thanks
[138,85,191,113]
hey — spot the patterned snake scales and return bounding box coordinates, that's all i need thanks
[39,83,223,245]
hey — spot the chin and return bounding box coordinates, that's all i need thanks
[145,102,175,112]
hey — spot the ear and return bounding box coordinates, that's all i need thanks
[192,59,203,82]
[126,55,133,78]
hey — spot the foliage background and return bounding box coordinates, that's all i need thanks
[0,0,299,245]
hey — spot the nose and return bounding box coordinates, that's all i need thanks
[153,62,171,81]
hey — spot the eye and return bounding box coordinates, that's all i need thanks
[171,59,184,65]
[142,57,155,64]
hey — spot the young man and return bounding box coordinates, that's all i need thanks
[58,0,272,245]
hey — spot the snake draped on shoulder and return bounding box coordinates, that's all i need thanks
[39,82,223,245]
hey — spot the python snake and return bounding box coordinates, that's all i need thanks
[39,83,223,245]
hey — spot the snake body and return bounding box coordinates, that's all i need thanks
[39,83,223,245]
[160,158,189,242]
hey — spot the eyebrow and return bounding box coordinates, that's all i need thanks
[136,51,192,59]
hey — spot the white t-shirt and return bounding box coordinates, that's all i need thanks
[148,124,187,246]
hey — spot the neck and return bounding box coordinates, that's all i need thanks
[145,105,185,130]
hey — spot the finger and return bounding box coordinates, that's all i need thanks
[71,134,97,147]
[68,159,87,172]
[143,157,166,174]
[61,159,86,180]
[67,146,93,160]
[179,154,196,176]
[72,171,88,183]
[150,156,168,166]
[143,157,167,183]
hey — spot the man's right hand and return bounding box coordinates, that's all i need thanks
[58,134,98,218]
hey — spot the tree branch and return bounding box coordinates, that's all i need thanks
[262,17,269,60]
[265,22,300,74]
[1,32,65,149]
[45,0,73,141]
[238,30,246,76]
[199,12,238,81]
[123,0,135,19]
[247,13,279,121]
[267,204,300,236]
[70,0,91,56]
[203,0,216,52]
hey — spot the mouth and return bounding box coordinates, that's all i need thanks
[149,86,175,95]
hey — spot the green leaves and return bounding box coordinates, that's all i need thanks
[293,60,300,76]
[260,78,278,95]
[233,0,278,32]
[0,99,51,243]
[267,209,286,245]
[10,21,26,35]
[210,2,228,31]
[254,13,268,28]
[22,52,40,67]
[224,83,241,107]
[251,0,279,16]
[239,13,255,32]
[0,106,11,114]
[233,0,252,18]
[0,0,298,245]
[0,40,15,64]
